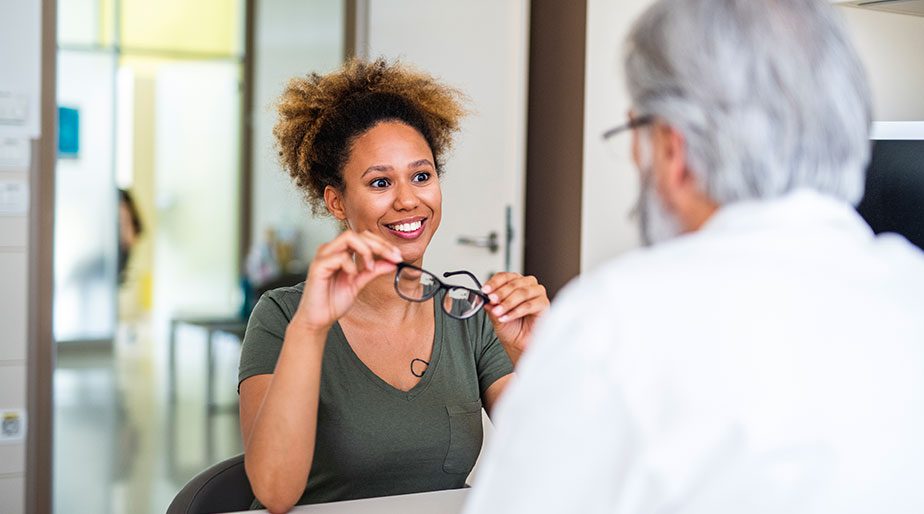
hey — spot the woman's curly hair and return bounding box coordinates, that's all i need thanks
[274,58,468,215]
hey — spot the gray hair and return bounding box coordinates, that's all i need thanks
[624,0,872,206]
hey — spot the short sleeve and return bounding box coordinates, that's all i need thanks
[237,289,296,389]
[473,312,515,395]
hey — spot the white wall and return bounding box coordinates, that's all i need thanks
[0,0,40,510]
[837,6,924,121]
[580,0,654,273]
[251,0,344,264]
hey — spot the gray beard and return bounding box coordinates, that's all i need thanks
[637,175,683,247]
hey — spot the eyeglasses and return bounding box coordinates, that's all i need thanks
[601,114,654,140]
[394,263,490,320]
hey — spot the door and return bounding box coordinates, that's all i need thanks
[366,0,529,281]
[54,49,119,343]
[151,60,242,334]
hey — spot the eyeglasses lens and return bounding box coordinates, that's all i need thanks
[396,266,441,301]
[443,287,485,319]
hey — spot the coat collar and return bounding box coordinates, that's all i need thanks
[699,189,874,240]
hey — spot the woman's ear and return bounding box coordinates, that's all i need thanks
[324,185,347,222]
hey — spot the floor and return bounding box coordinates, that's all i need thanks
[53,321,244,514]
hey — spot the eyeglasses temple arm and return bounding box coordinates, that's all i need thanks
[443,270,483,289]
[601,114,656,140]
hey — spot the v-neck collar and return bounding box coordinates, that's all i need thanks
[331,295,444,401]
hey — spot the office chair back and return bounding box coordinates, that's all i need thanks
[167,453,255,514]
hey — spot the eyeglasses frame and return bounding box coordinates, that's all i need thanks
[394,262,491,320]
[601,114,654,140]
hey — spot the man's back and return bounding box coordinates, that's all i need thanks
[466,190,924,513]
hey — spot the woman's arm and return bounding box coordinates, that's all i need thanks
[477,273,549,416]
[240,324,326,513]
[482,272,550,367]
[482,374,513,416]
[240,230,402,513]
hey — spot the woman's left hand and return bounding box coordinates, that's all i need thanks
[482,272,550,365]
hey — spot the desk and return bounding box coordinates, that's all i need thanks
[168,314,247,411]
[227,488,470,514]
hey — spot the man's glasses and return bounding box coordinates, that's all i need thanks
[601,114,654,140]
[394,263,490,320]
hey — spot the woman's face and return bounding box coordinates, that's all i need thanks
[326,121,442,265]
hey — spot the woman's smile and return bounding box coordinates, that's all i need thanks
[383,216,428,240]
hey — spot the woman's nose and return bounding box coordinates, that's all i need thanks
[393,182,420,210]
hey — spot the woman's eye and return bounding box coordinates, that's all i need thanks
[370,178,390,188]
[412,172,431,183]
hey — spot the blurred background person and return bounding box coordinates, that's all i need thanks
[117,188,144,286]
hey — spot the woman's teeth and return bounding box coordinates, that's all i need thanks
[389,220,423,233]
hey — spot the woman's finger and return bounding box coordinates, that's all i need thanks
[487,275,540,306]
[489,280,535,317]
[335,231,391,271]
[311,251,358,280]
[335,253,359,277]
[482,272,521,295]
[318,230,402,270]
[355,259,399,290]
[316,231,370,264]
[494,297,550,323]
[357,230,403,263]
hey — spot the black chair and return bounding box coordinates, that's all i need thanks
[167,454,255,514]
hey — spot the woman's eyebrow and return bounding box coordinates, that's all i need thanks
[407,159,434,169]
[361,159,433,178]
[361,164,393,178]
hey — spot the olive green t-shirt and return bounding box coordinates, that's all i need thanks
[238,283,514,507]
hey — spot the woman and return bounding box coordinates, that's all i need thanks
[238,58,549,513]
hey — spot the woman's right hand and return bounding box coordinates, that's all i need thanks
[292,230,403,333]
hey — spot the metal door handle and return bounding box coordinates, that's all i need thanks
[457,231,499,253]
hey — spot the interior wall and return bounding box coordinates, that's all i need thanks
[250,0,345,267]
[837,6,924,122]
[0,0,46,511]
[580,0,655,273]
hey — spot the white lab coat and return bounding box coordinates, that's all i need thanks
[466,190,924,514]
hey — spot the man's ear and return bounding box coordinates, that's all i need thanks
[654,124,719,231]
[653,124,692,208]
[324,185,347,221]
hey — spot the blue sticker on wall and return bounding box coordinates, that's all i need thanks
[58,106,79,158]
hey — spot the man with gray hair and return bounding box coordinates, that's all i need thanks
[464,0,924,512]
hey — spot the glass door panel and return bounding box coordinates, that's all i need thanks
[54,49,119,342]
[150,60,242,334]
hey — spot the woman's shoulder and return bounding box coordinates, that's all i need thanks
[263,281,305,299]
[252,281,305,321]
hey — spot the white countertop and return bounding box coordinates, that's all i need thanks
[227,488,470,514]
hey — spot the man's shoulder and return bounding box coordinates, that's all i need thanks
[871,233,924,272]
[540,245,678,335]
[566,235,707,295]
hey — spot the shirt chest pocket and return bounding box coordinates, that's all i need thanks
[442,400,484,474]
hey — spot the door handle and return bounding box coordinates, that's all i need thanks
[457,231,499,253]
